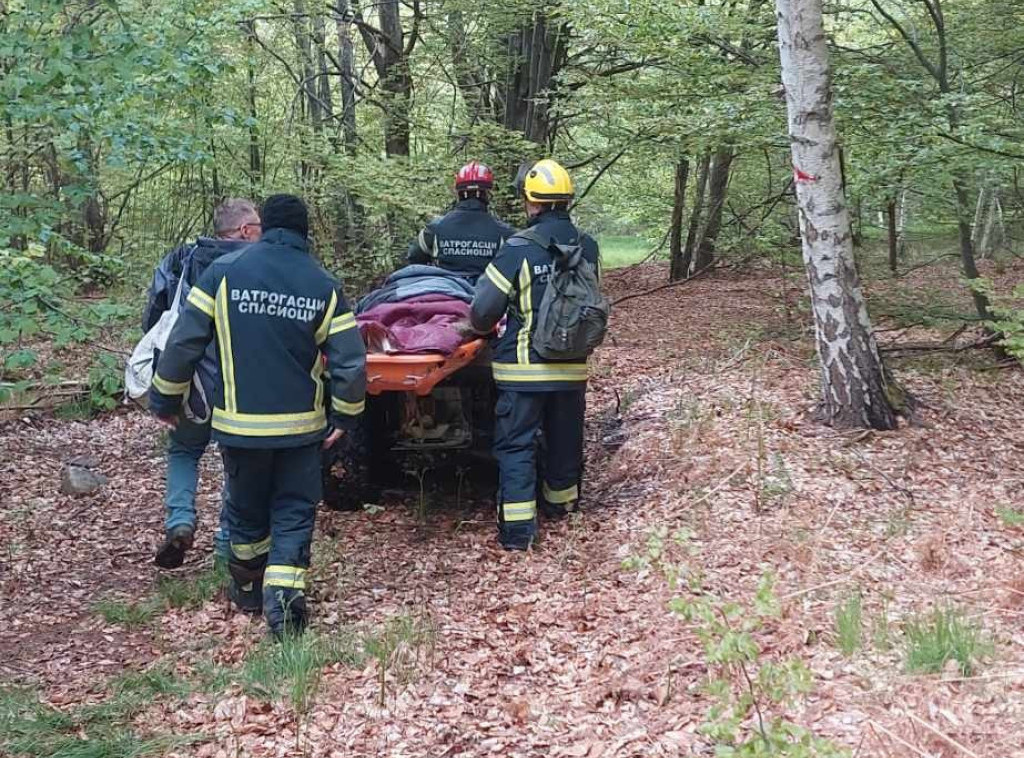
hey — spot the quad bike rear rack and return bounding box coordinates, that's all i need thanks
[365,338,487,396]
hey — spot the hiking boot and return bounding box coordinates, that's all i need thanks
[228,578,263,614]
[154,524,195,569]
[264,587,309,640]
[499,519,537,551]
[228,555,266,614]
[540,500,578,521]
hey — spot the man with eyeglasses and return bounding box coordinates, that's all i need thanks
[143,198,262,569]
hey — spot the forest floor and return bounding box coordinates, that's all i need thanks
[2,257,1024,758]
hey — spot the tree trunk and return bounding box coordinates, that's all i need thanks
[500,9,567,148]
[378,0,411,157]
[355,0,413,157]
[680,154,710,277]
[333,0,365,259]
[291,0,321,131]
[886,197,898,272]
[334,0,358,154]
[312,9,334,136]
[971,184,987,246]
[776,0,900,430]
[976,186,1003,258]
[851,195,863,247]
[243,21,262,194]
[448,9,492,125]
[954,178,992,319]
[695,148,734,270]
[668,157,690,282]
[896,187,908,256]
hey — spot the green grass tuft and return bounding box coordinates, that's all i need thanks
[834,593,863,656]
[0,685,191,758]
[155,562,228,609]
[239,631,361,711]
[94,598,161,630]
[904,607,992,676]
[112,663,191,700]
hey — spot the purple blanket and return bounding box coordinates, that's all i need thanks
[356,295,469,355]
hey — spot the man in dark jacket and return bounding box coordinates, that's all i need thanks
[407,161,514,283]
[146,198,262,569]
[469,159,601,551]
[150,194,366,638]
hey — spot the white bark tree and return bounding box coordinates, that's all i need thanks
[775,0,902,429]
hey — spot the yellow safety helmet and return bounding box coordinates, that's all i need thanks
[521,158,574,203]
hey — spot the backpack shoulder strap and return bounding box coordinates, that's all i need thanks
[510,227,551,248]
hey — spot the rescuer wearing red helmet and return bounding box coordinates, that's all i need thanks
[407,161,515,283]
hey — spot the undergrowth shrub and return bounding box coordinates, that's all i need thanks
[626,527,849,757]
[0,246,133,412]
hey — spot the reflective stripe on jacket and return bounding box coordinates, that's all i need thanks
[469,209,601,392]
[149,228,367,448]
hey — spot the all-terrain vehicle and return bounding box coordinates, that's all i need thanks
[322,337,497,510]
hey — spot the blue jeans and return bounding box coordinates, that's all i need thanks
[165,417,230,558]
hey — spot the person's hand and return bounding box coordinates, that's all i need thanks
[453,318,480,339]
[156,414,178,429]
[322,427,345,450]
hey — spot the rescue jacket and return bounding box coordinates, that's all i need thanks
[407,198,515,282]
[469,208,601,392]
[149,228,367,449]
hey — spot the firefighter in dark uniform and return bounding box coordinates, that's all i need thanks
[407,161,514,283]
[149,195,366,637]
[468,159,601,550]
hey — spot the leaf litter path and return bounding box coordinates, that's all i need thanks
[2,263,1024,757]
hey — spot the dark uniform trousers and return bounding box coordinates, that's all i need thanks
[222,443,322,592]
[494,388,586,524]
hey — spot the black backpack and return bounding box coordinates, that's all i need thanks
[514,228,610,360]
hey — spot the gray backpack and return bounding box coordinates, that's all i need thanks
[515,228,610,360]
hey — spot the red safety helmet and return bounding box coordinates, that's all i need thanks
[454,161,494,193]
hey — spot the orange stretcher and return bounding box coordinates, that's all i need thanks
[365,338,487,396]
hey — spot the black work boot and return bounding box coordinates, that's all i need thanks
[154,525,195,569]
[264,587,309,640]
[540,500,579,521]
[228,555,266,614]
[499,518,538,551]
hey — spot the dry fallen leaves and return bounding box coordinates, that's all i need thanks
[2,262,1024,756]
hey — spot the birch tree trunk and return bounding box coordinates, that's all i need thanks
[775,0,900,429]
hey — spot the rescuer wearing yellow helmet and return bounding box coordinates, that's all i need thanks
[468,158,603,550]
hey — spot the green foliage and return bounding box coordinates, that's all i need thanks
[834,593,863,657]
[629,531,848,756]
[94,597,162,630]
[972,280,1024,361]
[0,247,132,411]
[903,607,992,676]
